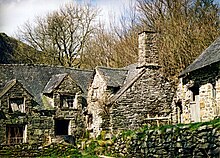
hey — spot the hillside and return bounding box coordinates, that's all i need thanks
[0,33,38,64]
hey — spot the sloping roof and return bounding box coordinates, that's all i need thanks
[96,66,128,87]
[0,64,93,107]
[0,79,16,98]
[43,73,68,93]
[180,37,220,76]
[0,79,33,98]
[107,68,146,105]
[123,63,140,84]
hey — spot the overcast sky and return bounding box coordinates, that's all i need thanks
[0,0,131,36]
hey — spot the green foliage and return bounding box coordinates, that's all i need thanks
[121,130,135,138]
[189,117,220,131]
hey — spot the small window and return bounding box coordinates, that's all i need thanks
[212,87,216,99]
[190,86,199,101]
[107,86,120,94]
[9,98,25,113]
[91,88,98,101]
[60,95,75,108]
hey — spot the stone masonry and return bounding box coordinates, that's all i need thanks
[86,31,175,136]
[175,62,220,124]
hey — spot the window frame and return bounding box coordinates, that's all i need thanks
[6,124,27,145]
[8,97,25,113]
[60,94,75,109]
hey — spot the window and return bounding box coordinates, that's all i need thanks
[190,86,199,101]
[212,87,216,99]
[107,86,120,94]
[60,95,75,108]
[91,88,98,101]
[9,98,25,113]
[6,124,26,144]
[54,120,70,135]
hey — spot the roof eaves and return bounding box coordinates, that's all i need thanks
[0,79,16,98]
[179,36,220,77]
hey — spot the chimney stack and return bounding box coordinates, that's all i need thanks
[138,31,159,68]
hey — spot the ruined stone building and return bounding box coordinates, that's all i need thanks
[0,31,175,144]
[175,36,220,124]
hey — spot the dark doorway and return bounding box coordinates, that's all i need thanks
[54,120,69,135]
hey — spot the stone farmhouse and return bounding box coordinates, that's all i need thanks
[3,30,219,145]
[175,36,220,124]
[0,64,93,144]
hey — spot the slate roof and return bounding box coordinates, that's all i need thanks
[180,37,220,76]
[0,64,93,107]
[0,79,16,98]
[43,73,68,93]
[0,79,33,99]
[96,66,128,87]
[95,63,147,105]
[123,63,140,84]
[107,67,146,105]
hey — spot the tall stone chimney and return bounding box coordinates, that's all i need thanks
[138,31,159,68]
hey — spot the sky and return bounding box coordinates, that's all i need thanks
[0,0,131,36]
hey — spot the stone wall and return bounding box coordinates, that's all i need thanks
[0,74,86,145]
[110,67,174,132]
[176,62,220,124]
[87,70,109,137]
[0,81,47,145]
[110,119,220,157]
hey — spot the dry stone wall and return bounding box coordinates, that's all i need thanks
[110,119,220,157]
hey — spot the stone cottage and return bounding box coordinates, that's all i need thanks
[0,64,92,145]
[87,31,175,136]
[175,36,220,124]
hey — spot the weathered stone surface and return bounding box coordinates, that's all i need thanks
[110,122,220,157]
[175,61,220,124]
[0,73,86,145]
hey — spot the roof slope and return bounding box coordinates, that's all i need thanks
[0,79,33,99]
[180,37,220,76]
[43,73,68,93]
[107,67,146,105]
[96,66,128,87]
[0,64,93,106]
[0,79,16,98]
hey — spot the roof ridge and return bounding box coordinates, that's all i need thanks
[96,66,127,71]
[0,64,93,72]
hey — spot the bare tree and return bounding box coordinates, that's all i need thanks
[17,3,99,67]
[82,0,141,69]
[137,0,220,81]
